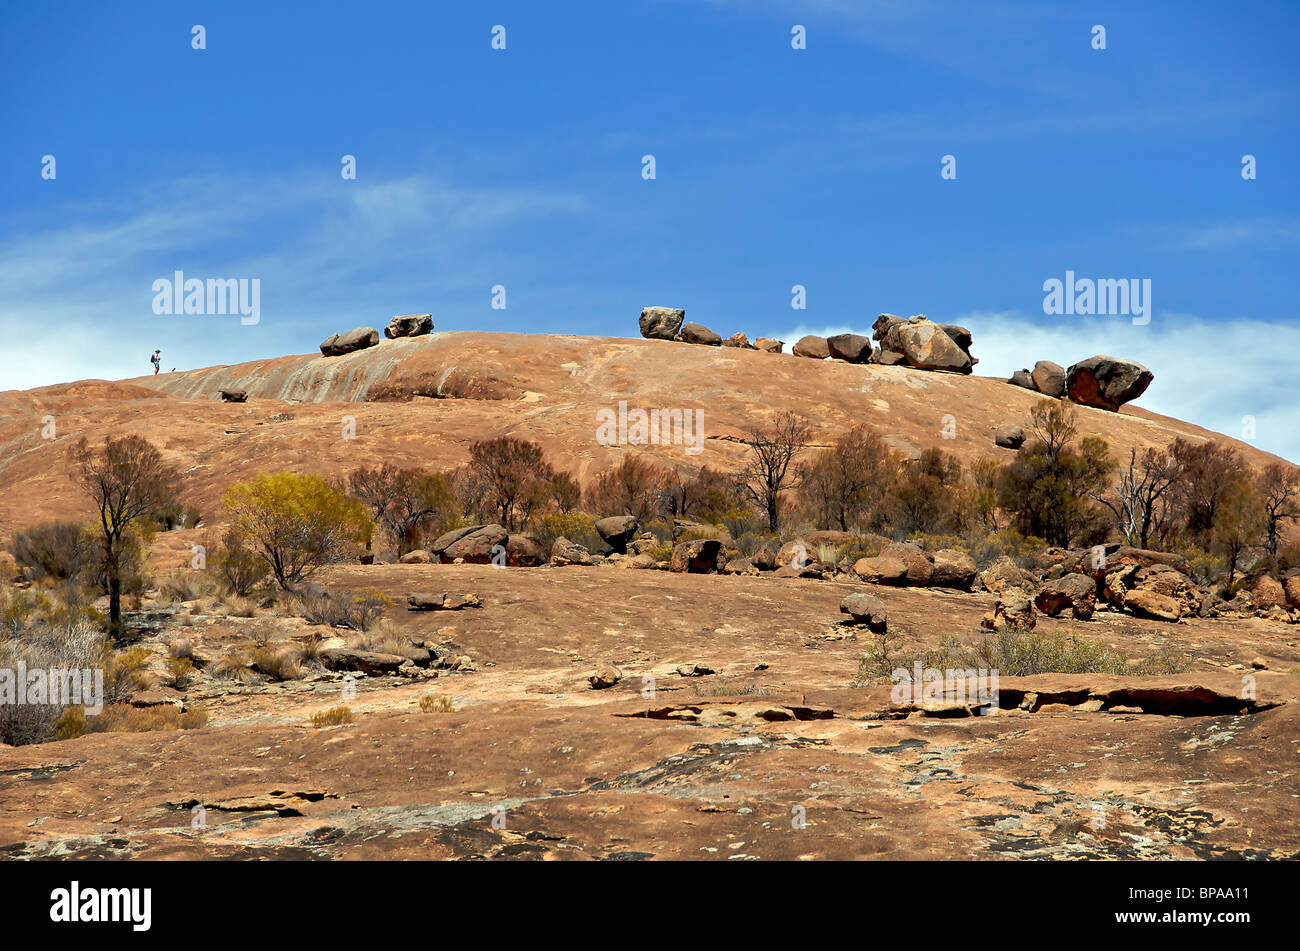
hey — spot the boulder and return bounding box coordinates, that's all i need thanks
[589,664,622,689]
[872,348,908,366]
[407,592,482,611]
[754,337,784,353]
[875,315,973,373]
[551,536,594,567]
[722,332,755,349]
[931,549,977,590]
[826,333,872,363]
[398,549,431,565]
[219,389,247,402]
[639,307,685,340]
[429,526,480,557]
[440,524,508,564]
[1031,360,1066,398]
[722,556,757,576]
[1284,575,1300,609]
[1007,369,1036,390]
[679,322,721,346]
[980,556,1034,594]
[505,534,545,567]
[753,540,780,571]
[879,542,933,586]
[1066,355,1154,411]
[1034,574,1096,620]
[1123,588,1182,622]
[319,648,408,675]
[853,556,909,586]
[994,424,1024,449]
[1252,575,1287,610]
[776,538,812,570]
[840,592,888,633]
[938,324,973,352]
[595,515,640,553]
[792,335,830,359]
[981,590,1036,631]
[670,539,723,573]
[384,314,433,338]
[320,327,380,356]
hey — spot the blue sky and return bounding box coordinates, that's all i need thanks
[2,1,1297,460]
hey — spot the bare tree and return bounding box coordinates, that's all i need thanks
[69,435,181,637]
[348,464,456,555]
[585,455,672,522]
[738,412,811,533]
[465,436,554,531]
[1091,446,1178,549]
[798,425,896,532]
[1259,462,1300,560]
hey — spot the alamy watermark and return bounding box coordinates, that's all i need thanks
[596,400,704,455]
[1042,270,1150,326]
[1,662,103,715]
[152,270,260,325]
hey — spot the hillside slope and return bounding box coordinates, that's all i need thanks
[0,331,1292,530]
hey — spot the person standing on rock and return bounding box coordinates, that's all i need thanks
[150,350,161,375]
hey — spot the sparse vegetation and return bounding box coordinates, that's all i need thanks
[224,472,369,590]
[311,706,354,728]
[419,694,455,712]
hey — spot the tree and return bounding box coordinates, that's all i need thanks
[224,472,369,590]
[1092,446,1178,549]
[1259,462,1300,561]
[966,456,1001,532]
[1211,474,1267,587]
[463,437,554,531]
[69,435,180,636]
[585,455,672,522]
[550,471,583,514]
[886,448,962,536]
[738,412,811,533]
[798,426,896,531]
[347,464,456,555]
[996,402,1114,548]
[1168,438,1240,544]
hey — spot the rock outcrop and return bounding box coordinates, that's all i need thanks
[320,327,380,357]
[639,307,685,340]
[840,592,888,632]
[679,322,721,346]
[873,314,974,373]
[1066,355,1153,411]
[1031,360,1066,398]
[792,335,830,359]
[595,515,639,554]
[384,314,433,339]
[826,333,872,363]
[994,424,1024,449]
[754,337,784,353]
[722,332,755,349]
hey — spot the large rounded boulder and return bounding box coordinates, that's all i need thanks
[792,335,830,359]
[1066,355,1153,411]
[320,327,380,356]
[639,307,685,340]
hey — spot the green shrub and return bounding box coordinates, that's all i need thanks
[535,512,602,552]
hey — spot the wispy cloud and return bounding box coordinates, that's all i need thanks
[0,173,590,390]
[774,311,1300,464]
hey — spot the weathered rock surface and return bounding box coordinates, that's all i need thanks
[1066,355,1154,411]
[840,592,888,632]
[874,315,974,374]
[1031,360,1066,398]
[994,424,1024,449]
[595,515,639,553]
[320,327,380,357]
[670,539,723,573]
[1035,574,1097,620]
[931,549,978,590]
[639,307,685,340]
[826,333,872,363]
[722,332,754,349]
[384,314,433,339]
[679,322,721,346]
[792,335,830,359]
[753,337,783,353]
[551,536,594,567]
[440,524,508,564]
